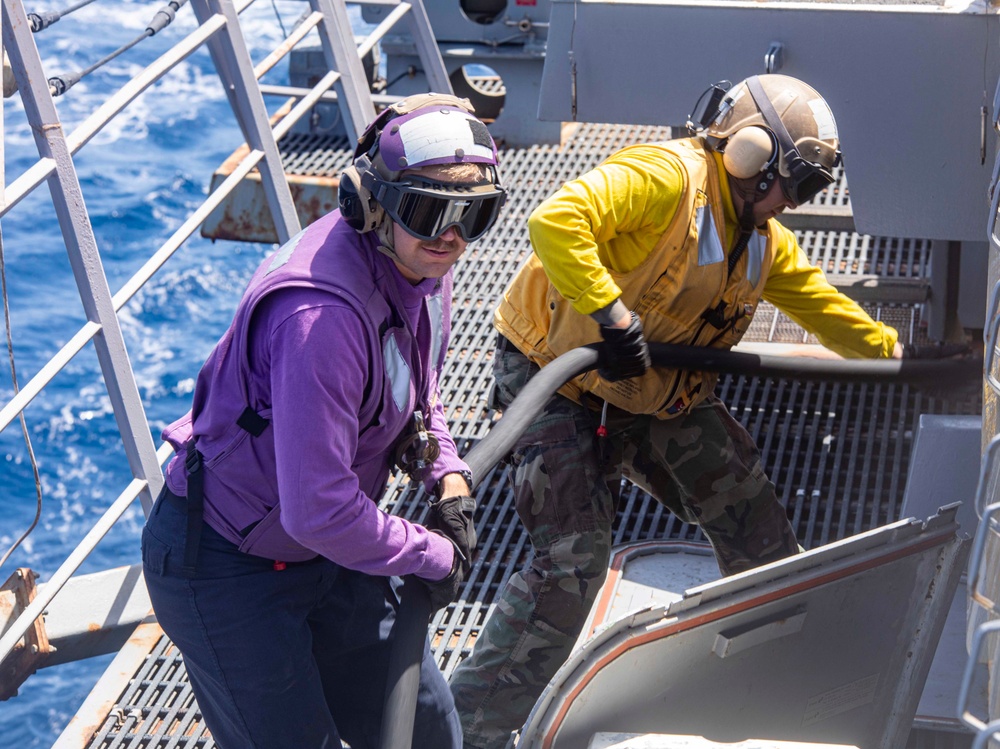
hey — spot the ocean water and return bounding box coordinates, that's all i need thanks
[0,1,354,745]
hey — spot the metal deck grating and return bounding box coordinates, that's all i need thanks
[82,123,979,749]
[277,132,354,176]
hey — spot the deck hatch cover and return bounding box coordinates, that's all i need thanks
[516,509,967,749]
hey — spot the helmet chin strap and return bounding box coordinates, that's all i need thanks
[730,175,764,231]
[374,214,400,262]
[740,197,757,232]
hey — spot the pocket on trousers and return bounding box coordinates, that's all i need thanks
[141,526,170,576]
[237,504,317,562]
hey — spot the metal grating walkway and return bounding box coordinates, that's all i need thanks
[80,123,980,749]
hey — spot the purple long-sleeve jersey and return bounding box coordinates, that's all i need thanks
[162,213,468,582]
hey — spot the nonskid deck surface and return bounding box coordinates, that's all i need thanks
[77,123,980,749]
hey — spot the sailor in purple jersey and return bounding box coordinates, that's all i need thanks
[141,93,506,749]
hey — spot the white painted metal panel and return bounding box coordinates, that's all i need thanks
[589,735,859,748]
[516,509,967,749]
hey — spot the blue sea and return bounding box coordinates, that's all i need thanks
[0,1,360,745]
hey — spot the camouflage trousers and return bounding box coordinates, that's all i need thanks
[449,339,799,749]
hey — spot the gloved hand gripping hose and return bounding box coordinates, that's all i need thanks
[379,345,602,749]
[380,341,981,749]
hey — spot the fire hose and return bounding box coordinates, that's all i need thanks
[379,342,981,749]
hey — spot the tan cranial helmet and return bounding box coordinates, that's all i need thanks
[706,74,842,205]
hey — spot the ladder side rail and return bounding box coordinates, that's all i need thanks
[1,13,227,218]
[2,0,164,516]
[309,0,377,143]
[398,0,451,94]
[188,0,301,244]
[306,0,455,143]
[0,443,174,664]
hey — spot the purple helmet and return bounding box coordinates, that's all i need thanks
[338,93,506,242]
[375,104,500,176]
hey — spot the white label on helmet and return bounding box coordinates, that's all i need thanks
[808,99,838,141]
[398,112,494,165]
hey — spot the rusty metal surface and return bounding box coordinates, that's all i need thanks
[0,568,51,701]
[75,121,980,749]
[53,619,165,749]
[200,131,353,243]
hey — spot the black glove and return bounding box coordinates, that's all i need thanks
[599,311,652,382]
[902,342,972,359]
[427,495,476,574]
[419,535,466,612]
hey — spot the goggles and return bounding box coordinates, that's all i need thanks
[372,176,507,242]
[779,150,841,206]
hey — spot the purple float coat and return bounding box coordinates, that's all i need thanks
[161,211,467,581]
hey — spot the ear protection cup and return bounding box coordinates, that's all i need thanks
[722,126,777,179]
[338,158,383,233]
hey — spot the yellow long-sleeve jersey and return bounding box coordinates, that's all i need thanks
[524,142,897,360]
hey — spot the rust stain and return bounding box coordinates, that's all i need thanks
[203,173,339,244]
[0,568,50,701]
[58,620,165,746]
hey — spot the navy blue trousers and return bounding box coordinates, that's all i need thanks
[141,489,461,749]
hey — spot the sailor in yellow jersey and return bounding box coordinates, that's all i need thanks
[451,74,920,749]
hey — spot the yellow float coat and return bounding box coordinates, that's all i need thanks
[494,138,898,417]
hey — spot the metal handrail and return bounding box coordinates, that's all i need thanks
[274,70,342,141]
[976,434,1000,521]
[0,148,263,435]
[358,2,411,59]
[989,145,1000,249]
[0,1,355,434]
[984,278,1000,394]
[968,501,1000,615]
[1,0,456,704]
[0,0,335,679]
[2,12,229,217]
[972,721,1000,749]
[252,11,323,80]
[0,443,175,663]
[970,28,1000,749]
[961,618,1000,732]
